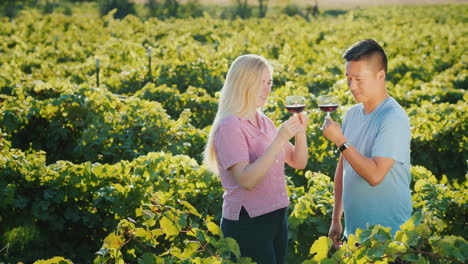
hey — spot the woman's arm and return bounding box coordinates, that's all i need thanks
[230,117,302,190]
[285,112,309,169]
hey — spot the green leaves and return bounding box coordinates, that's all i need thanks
[206,221,221,236]
[138,253,163,264]
[430,236,468,262]
[91,197,246,263]
[218,237,241,260]
[103,233,124,250]
[305,212,468,263]
[179,199,202,218]
[33,256,73,264]
[160,211,182,238]
[309,236,332,261]
[0,3,467,264]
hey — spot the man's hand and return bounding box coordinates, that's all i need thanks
[328,220,343,250]
[321,116,346,147]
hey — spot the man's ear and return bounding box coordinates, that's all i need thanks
[378,69,386,81]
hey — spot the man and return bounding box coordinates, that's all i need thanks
[322,39,412,249]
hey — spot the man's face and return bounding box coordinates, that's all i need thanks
[345,59,383,104]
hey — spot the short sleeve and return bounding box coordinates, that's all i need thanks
[342,104,359,135]
[214,118,250,171]
[372,111,411,165]
[342,110,350,133]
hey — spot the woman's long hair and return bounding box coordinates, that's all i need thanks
[203,54,273,174]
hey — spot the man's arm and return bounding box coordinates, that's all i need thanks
[329,155,344,249]
[340,146,394,186]
[322,116,394,186]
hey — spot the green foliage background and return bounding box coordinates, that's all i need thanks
[0,3,466,264]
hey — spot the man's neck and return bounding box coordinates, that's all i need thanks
[363,93,389,115]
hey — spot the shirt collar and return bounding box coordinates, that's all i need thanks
[236,112,265,130]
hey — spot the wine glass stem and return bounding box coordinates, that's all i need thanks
[326,112,330,117]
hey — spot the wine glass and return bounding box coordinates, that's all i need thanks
[285,96,306,114]
[317,95,339,117]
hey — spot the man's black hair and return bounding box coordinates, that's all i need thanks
[343,39,387,73]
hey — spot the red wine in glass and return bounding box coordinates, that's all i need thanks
[286,104,306,113]
[317,95,339,117]
[318,104,338,113]
[285,96,306,114]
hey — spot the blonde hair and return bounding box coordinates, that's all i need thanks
[203,54,273,174]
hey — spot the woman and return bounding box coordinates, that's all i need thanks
[204,54,308,263]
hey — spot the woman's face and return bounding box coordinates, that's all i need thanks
[256,67,272,107]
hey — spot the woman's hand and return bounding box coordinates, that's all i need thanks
[277,116,302,142]
[283,113,309,170]
[230,115,304,190]
[296,112,309,133]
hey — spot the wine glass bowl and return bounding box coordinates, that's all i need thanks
[317,95,339,116]
[285,96,306,113]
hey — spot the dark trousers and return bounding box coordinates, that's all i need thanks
[220,207,288,264]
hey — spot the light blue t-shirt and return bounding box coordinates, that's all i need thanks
[342,97,412,237]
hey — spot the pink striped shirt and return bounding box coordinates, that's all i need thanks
[214,112,290,220]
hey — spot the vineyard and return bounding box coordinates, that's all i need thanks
[0,3,467,264]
